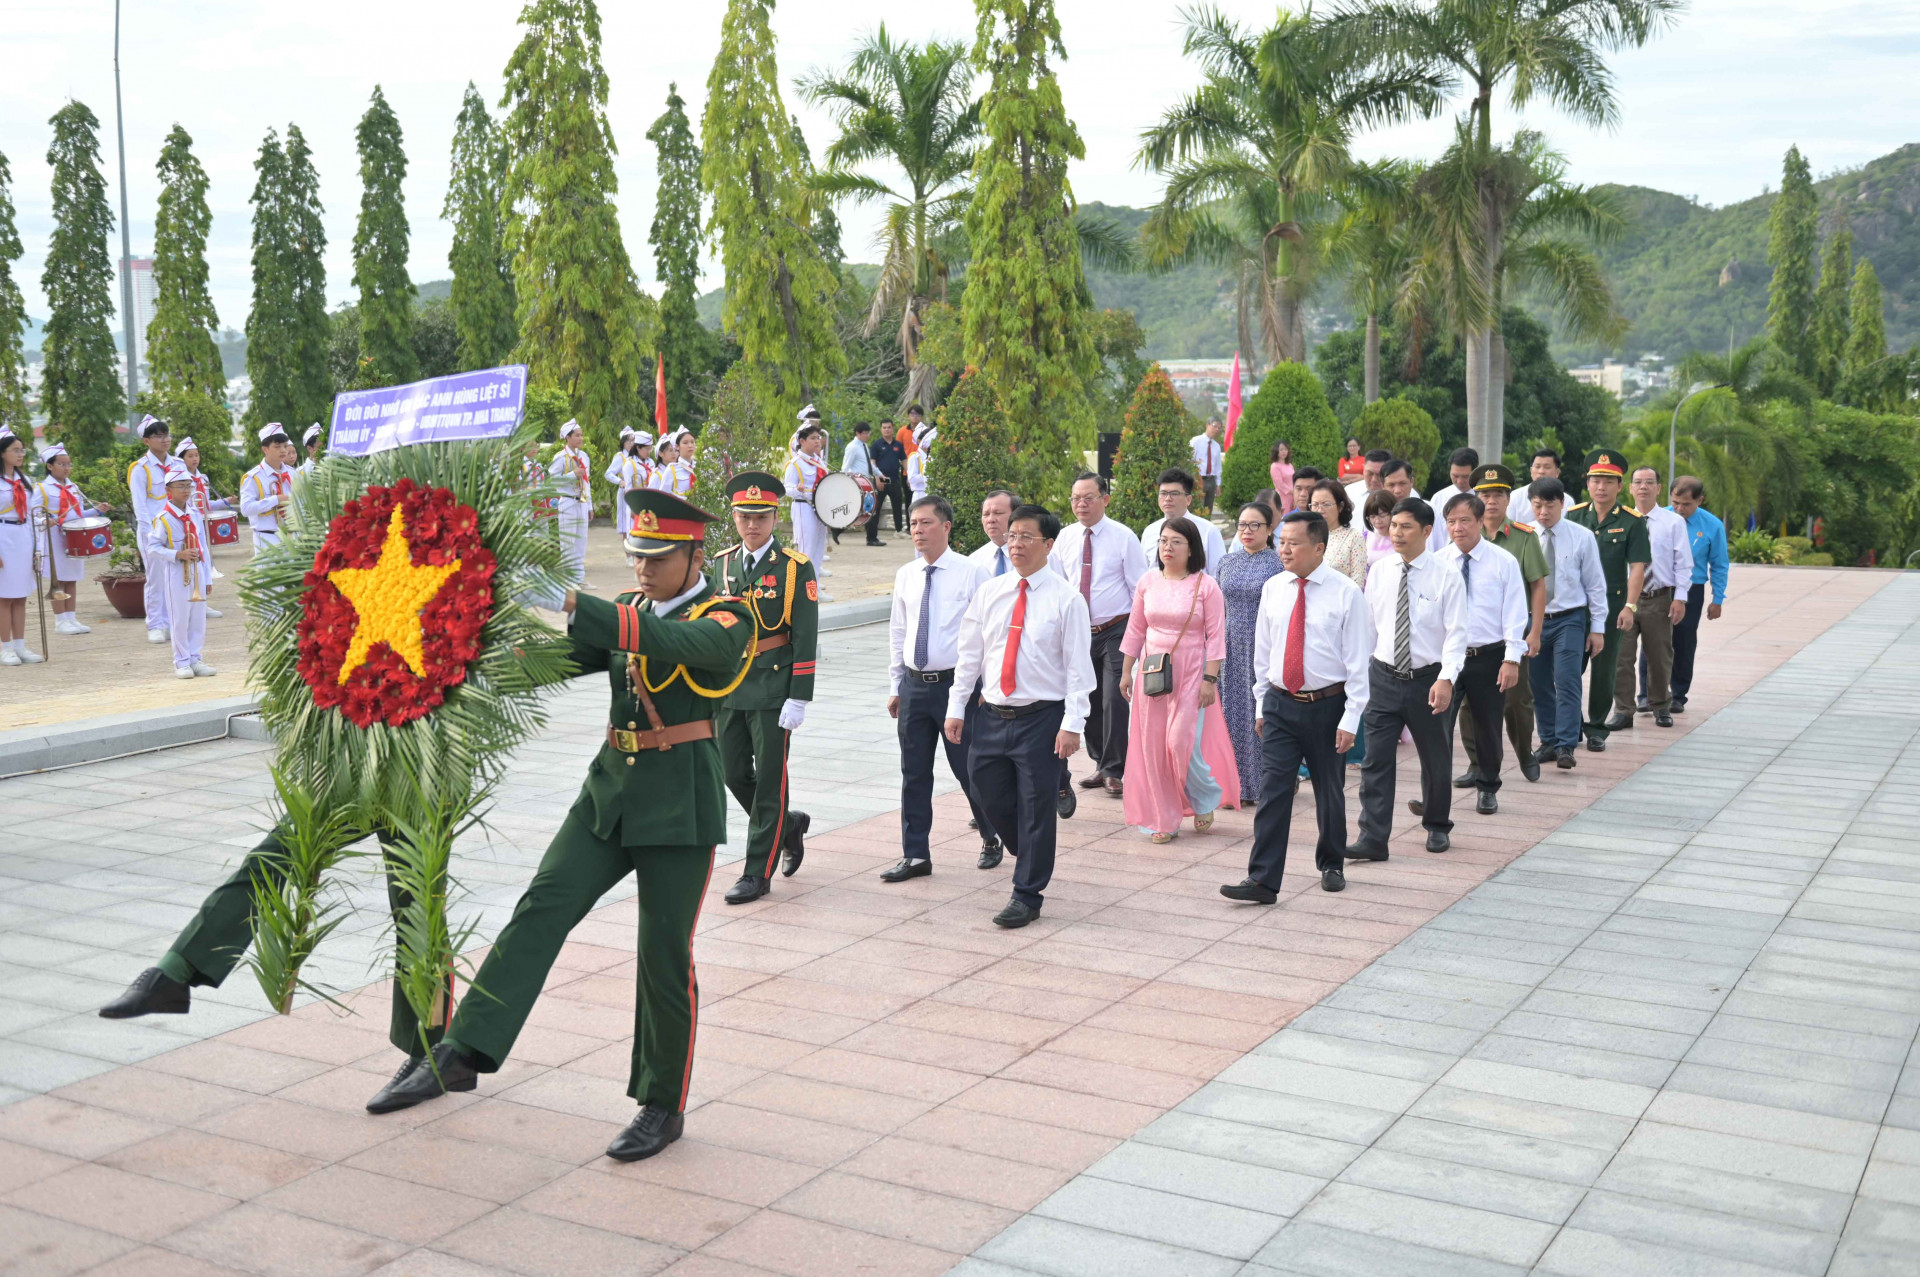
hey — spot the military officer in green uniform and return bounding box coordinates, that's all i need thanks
[364,488,754,1164]
[1566,449,1648,752]
[707,471,819,905]
[1460,464,1549,785]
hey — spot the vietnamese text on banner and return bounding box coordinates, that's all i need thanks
[328,366,529,457]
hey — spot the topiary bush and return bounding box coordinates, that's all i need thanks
[1354,395,1442,489]
[1221,362,1340,506]
[930,367,1014,555]
[1730,529,1781,564]
[1108,364,1198,532]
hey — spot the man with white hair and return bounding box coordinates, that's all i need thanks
[549,419,593,588]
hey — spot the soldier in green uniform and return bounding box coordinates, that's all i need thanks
[364,488,753,1164]
[707,471,819,905]
[1566,449,1648,752]
[1459,464,1549,785]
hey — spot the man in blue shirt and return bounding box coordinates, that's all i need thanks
[1653,475,1728,715]
[871,420,907,533]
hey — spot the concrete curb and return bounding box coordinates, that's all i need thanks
[0,695,263,779]
[819,594,890,631]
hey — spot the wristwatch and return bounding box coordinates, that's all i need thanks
[1624,601,1639,613]
[1202,673,1219,684]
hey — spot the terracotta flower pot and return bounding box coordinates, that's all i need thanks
[101,574,147,619]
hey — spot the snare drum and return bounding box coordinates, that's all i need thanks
[813,472,876,531]
[60,516,113,558]
[207,511,240,546]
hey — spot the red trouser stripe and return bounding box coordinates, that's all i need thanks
[760,728,791,879]
[678,851,717,1111]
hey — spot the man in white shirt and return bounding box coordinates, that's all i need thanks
[1344,449,1390,512]
[1528,477,1608,766]
[842,421,887,547]
[947,504,1096,928]
[886,494,997,881]
[1049,472,1150,804]
[1189,420,1224,513]
[1351,497,1468,861]
[1434,491,1527,815]
[548,420,593,589]
[1424,447,1479,554]
[1512,447,1562,513]
[1616,465,1693,728]
[1139,468,1226,576]
[1222,510,1373,903]
[128,415,175,641]
[969,488,1018,581]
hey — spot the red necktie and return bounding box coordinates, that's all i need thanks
[1001,578,1029,698]
[1079,528,1093,605]
[273,471,289,497]
[6,476,26,520]
[1283,577,1308,693]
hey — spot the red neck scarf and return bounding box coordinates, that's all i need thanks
[3,472,25,520]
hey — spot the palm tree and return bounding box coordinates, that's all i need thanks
[801,27,980,413]
[1137,5,1443,368]
[1629,336,1810,523]
[1333,0,1682,455]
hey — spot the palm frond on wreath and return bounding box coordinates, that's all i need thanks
[243,760,366,1015]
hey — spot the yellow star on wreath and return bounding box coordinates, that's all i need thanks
[328,505,462,684]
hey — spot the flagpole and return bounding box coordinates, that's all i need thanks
[113,0,141,429]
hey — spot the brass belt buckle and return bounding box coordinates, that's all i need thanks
[612,728,640,752]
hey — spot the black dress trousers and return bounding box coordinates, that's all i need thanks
[1247,689,1349,888]
[1448,647,1508,794]
[1357,659,1454,850]
[970,701,1065,908]
[898,672,994,860]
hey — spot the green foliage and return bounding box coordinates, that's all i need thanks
[1786,400,1920,566]
[1108,365,1197,530]
[244,764,364,1014]
[243,126,331,462]
[647,84,704,430]
[1767,145,1818,381]
[1729,529,1780,564]
[329,297,463,391]
[687,363,761,555]
[930,367,1011,555]
[501,0,654,468]
[382,762,490,1058]
[1840,260,1892,409]
[1087,308,1150,438]
[1810,213,1852,398]
[41,101,125,461]
[1223,362,1339,505]
[1354,396,1441,486]
[443,84,516,372]
[0,152,29,437]
[702,0,846,428]
[353,87,417,389]
[286,127,334,437]
[148,126,229,438]
[962,0,1097,500]
[135,389,242,497]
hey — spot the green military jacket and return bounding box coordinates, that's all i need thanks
[566,585,754,847]
[706,535,819,711]
[1489,519,1550,586]
[1567,501,1651,600]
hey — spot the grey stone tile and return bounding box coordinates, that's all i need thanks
[0,1039,117,1091]
[1467,1032,1677,1087]
[1717,989,1918,1041]
[1338,1146,1584,1223]
[1407,1085,1636,1153]
[1830,1199,1920,1276]
[1683,1035,1903,1091]
[1371,1115,1611,1185]
[1132,1112,1365,1181]
[1641,1090,1882,1156]
[1282,1006,1482,1057]
[1620,1121,1868,1193]
[1437,1057,1656,1118]
[1316,985,1509,1033]
[14,1013,201,1066]
[1492,1009,1695,1061]
[1536,1226,1816,1277]
[1033,1177,1287,1260]
[1516,987,1715,1036]
[976,1216,1243,1277]
[1085,1141,1324,1217]
[1566,1188,1836,1276]
[1289,1181,1555,1268]
[1597,1152,1856,1233]
[1251,1029,1455,1083]
[1700,1013,1913,1064]
[1666,1061,1892,1124]
[1211,1056,1431,1114]
[1180,1082,1398,1146]
[1247,1220,1529,1277]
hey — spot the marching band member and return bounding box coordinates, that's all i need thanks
[30,443,113,635]
[147,462,216,679]
[128,414,175,643]
[906,424,934,502]
[650,429,696,496]
[630,431,656,496]
[549,419,593,588]
[300,423,325,474]
[240,424,298,555]
[783,424,831,595]
[0,431,40,664]
[176,439,233,619]
[607,427,638,527]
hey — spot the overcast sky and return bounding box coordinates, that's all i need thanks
[7,0,1917,332]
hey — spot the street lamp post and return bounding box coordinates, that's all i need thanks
[1668,381,1727,497]
[112,0,139,429]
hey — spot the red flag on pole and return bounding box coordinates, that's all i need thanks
[1224,351,1243,449]
[655,352,668,434]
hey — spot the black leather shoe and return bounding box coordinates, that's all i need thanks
[606,1105,684,1162]
[1604,712,1634,732]
[1532,744,1558,764]
[880,858,932,883]
[99,967,190,1019]
[866,538,888,548]
[724,874,770,905]
[1585,732,1607,752]
[1654,712,1673,728]
[1219,878,1277,904]
[1345,844,1388,862]
[1407,800,1424,817]
[1636,698,1651,714]
[968,817,979,831]
[781,811,809,877]
[1321,869,1346,892]
[1453,771,1480,789]
[1521,756,1541,783]
[1077,773,1106,789]
[977,839,1004,870]
[1671,700,1687,715]
[367,1042,476,1114]
[1476,791,1498,815]
[992,898,1040,928]
[1555,747,1576,769]
[1056,787,1076,820]
[1426,830,1451,853]
[364,1054,423,1109]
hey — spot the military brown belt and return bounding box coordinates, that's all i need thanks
[607,721,714,753]
[752,632,790,657]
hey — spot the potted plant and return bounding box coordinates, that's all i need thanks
[98,520,147,618]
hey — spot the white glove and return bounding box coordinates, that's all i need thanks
[779,699,807,731]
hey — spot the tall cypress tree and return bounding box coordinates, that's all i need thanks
[1766,145,1818,382]
[963,0,1096,497]
[41,101,126,460]
[444,83,516,371]
[1841,259,1888,409]
[647,83,703,429]
[0,153,29,438]
[702,0,845,438]
[285,125,333,428]
[501,0,652,464]
[353,87,416,388]
[1809,209,1851,399]
[243,129,295,455]
[148,125,227,408]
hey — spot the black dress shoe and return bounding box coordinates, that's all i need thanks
[1671,700,1686,715]
[992,898,1040,928]
[1425,829,1451,853]
[724,874,770,905]
[1636,698,1651,714]
[1453,771,1480,790]
[1219,878,1277,904]
[1104,776,1124,799]
[1604,712,1634,732]
[1476,791,1498,815]
[99,967,190,1019]
[1344,844,1388,862]
[1056,787,1077,820]
[1586,733,1606,752]
[1521,756,1541,783]
[781,810,809,877]
[1321,869,1346,892]
[978,839,1004,870]
[968,817,979,831]
[1532,744,1558,764]
[1407,799,1424,817]
[880,858,932,883]
[1077,773,1106,789]
[1556,747,1576,768]
[606,1105,684,1162]
[367,1042,477,1113]
[866,538,888,547]
[364,1054,423,1109]
[1654,712,1673,728]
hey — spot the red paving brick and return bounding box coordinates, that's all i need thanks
[0,565,1885,1274]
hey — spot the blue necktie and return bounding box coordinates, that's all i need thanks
[914,563,934,669]
[995,547,1007,577]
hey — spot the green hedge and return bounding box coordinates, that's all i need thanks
[1109,364,1197,530]
[1222,362,1340,506]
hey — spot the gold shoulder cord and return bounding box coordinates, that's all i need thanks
[634,598,759,699]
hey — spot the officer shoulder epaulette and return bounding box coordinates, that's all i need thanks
[1509,519,1535,533]
[1623,505,1645,517]
[1567,501,1590,512]
[715,543,743,556]
[782,547,811,565]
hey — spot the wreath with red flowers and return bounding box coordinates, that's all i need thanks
[295,478,497,728]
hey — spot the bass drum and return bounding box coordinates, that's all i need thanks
[813,471,876,531]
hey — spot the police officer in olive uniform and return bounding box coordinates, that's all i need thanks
[363,488,754,1164]
[1566,449,1649,752]
[708,472,819,906]
[1459,464,1549,785]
